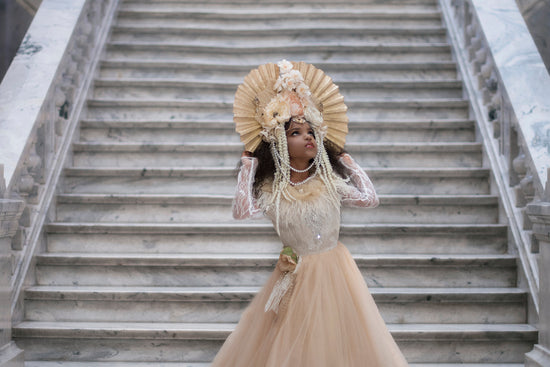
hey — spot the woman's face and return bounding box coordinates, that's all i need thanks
[286,120,317,162]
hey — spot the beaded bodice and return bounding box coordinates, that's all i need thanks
[232,153,379,256]
[259,178,341,255]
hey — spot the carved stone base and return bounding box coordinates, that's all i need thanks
[0,342,24,367]
[525,344,550,367]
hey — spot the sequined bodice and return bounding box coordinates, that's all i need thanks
[259,178,341,256]
[232,154,379,256]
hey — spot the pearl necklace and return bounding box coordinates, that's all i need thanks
[289,171,317,186]
[273,148,317,173]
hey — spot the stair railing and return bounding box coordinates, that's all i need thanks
[440,0,550,364]
[0,0,118,364]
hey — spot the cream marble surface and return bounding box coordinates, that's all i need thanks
[472,0,550,190]
[0,0,85,190]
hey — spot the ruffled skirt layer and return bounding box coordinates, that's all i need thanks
[211,242,409,367]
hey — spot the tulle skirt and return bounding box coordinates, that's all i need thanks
[211,242,409,367]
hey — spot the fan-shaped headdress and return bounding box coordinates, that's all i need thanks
[233,60,349,152]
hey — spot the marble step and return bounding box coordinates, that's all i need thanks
[105,42,453,63]
[122,0,438,5]
[22,364,528,367]
[54,193,499,224]
[63,166,489,195]
[85,98,469,121]
[110,25,447,44]
[71,142,480,168]
[45,223,508,255]
[23,285,527,324]
[99,60,459,80]
[13,322,537,363]
[35,253,517,288]
[120,0,439,12]
[115,10,443,29]
[115,7,443,18]
[25,363,211,367]
[92,78,463,100]
[78,118,475,143]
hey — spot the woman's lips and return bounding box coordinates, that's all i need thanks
[305,143,315,148]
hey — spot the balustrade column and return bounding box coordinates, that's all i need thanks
[526,177,550,366]
[0,165,24,367]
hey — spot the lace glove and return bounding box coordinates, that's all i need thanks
[232,156,263,220]
[338,153,380,208]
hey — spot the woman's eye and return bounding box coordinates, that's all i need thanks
[291,131,299,136]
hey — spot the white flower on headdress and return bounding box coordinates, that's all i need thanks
[304,105,323,126]
[296,83,311,98]
[277,59,293,74]
[263,95,291,130]
[287,70,303,83]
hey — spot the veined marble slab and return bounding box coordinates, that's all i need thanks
[472,0,550,189]
[0,0,86,189]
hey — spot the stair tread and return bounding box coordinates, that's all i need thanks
[13,321,537,340]
[107,40,451,50]
[80,118,474,129]
[26,364,210,367]
[72,141,481,152]
[100,59,459,69]
[94,77,462,87]
[24,363,525,367]
[112,24,447,34]
[55,193,498,207]
[45,222,507,234]
[64,166,489,178]
[35,252,518,268]
[25,285,528,299]
[24,364,526,367]
[86,98,467,106]
[117,8,442,17]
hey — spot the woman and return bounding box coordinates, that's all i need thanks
[211,60,409,366]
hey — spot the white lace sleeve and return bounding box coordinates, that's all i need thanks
[232,156,263,220]
[338,153,380,208]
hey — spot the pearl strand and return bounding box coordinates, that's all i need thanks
[289,171,318,186]
[273,148,317,173]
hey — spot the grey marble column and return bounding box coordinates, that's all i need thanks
[0,166,25,366]
[526,173,550,366]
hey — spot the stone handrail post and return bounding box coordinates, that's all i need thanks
[440,1,550,365]
[0,165,25,364]
[0,0,118,365]
[526,176,550,366]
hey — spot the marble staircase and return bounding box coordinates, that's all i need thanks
[13,0,537,365]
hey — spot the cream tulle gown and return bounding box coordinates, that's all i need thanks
[211,154,409,367]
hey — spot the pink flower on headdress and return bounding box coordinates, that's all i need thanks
[287,92,304,117]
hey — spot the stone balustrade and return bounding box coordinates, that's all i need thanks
[440,0,550,365]
[0,0,118,365]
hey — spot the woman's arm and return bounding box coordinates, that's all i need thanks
[232,154,263,220]
[338,153,380,208]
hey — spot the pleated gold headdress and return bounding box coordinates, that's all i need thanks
[233,60,349,152]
